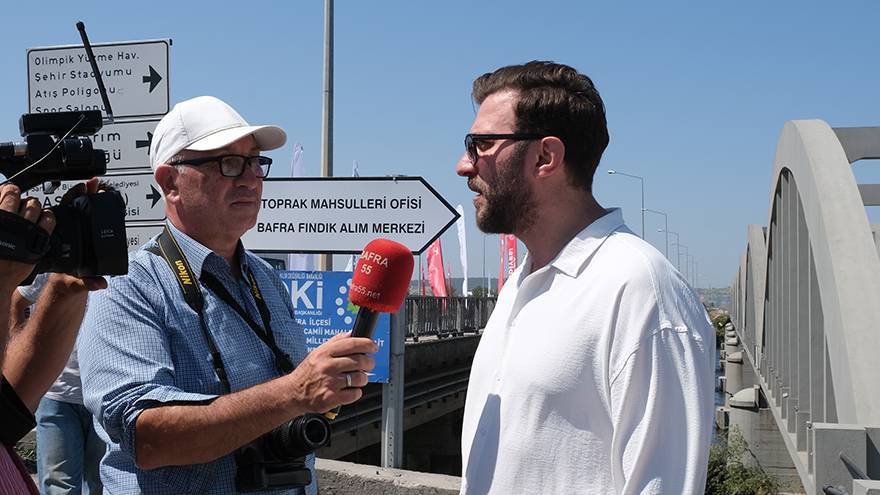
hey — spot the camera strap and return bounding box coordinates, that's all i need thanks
[146,226,294,394]
[0,209,52,264]
[199,271,295,375]
[147,227,231,393]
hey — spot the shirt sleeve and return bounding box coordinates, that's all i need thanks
[16,272,49,303]
[78,260,219,460]
[0,375,36,447]
[608,322,716,494]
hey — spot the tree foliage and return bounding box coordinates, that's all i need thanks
[706,427,778,495]
[710,310,731,341]
[470,286,487,298]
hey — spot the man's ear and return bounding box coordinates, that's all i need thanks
[154,165,180,203]
[534,136,566,179]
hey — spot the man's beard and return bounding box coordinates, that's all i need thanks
[471,143,536,234]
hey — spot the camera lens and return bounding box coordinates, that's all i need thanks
[59,137,95,167]
[300,416,330,446]
[267,413,331,460]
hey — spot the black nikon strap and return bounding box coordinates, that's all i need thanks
[199,271,294,374]
[147,227,231,393]
[146,226,294,394]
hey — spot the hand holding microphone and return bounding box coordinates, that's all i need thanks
[325,238,414,419]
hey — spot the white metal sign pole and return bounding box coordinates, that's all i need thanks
[319,0,334,271]
[381,306,406,468]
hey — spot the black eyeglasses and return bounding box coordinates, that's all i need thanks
[169,154,272,178]
[464,133,547,164]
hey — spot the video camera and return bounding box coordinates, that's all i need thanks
[0,110,128,278]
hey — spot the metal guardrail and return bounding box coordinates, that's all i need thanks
[330,364,472,435]
[403,296,496,341]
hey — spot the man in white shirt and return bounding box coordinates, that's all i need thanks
[456,61,715,494]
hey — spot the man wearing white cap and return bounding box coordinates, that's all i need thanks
[79,96,377,494]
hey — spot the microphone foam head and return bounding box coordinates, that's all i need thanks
[350,239,414,312]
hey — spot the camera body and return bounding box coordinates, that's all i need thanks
[235,413,331,492]
[0,110,129,277]
[37,190,128,277]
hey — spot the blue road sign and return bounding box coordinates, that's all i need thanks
[277,270,390,383]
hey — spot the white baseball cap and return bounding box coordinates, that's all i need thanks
[149,96,287,171]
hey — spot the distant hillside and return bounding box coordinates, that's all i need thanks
[409,277,499,296]
[408,277,731,309]
[697,287,731,310]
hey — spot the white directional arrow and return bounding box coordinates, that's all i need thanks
[90,119,159,171]
[243,177,460,254]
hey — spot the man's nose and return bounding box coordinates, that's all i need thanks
[456,153,475,177]
[235,163,261,188]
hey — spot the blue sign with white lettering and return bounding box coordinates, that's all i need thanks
[277,270,390,383]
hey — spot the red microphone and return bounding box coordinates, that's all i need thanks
[348,238,415,339]
[325,239,414,420]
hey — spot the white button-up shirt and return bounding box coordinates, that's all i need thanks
[461,208,715,495]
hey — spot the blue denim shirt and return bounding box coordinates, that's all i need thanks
[79,223,315,495]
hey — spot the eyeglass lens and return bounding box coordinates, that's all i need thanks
[218,156,270,178]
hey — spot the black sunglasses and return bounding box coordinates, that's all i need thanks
[464,133,547,164]
[169,154,272,178]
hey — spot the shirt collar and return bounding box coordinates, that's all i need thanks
[539,208,626,278]
[165,221,249,279]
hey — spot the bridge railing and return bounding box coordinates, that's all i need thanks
[403,296,496,341]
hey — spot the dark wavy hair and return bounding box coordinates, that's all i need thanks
[472,61,609,192]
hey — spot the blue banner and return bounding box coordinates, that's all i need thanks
[277,270,390,383]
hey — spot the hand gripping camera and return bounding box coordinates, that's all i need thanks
[0,110,128,278]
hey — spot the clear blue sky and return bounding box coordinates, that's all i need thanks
[2,1,879,288]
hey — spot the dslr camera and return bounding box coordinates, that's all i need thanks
[0,110,128,277]
[236,412,331,491]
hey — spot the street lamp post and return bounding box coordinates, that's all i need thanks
[676,243,689,281]
[607,170,645,239]
[319,0,335,271]
[659,229,680,270]
[482,233,487,297]
[686,254,696,287]
[643,208,668,258]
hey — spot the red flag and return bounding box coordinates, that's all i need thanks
[498,235,505,292]
[426,238,448,297]
[505,234,518,279]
